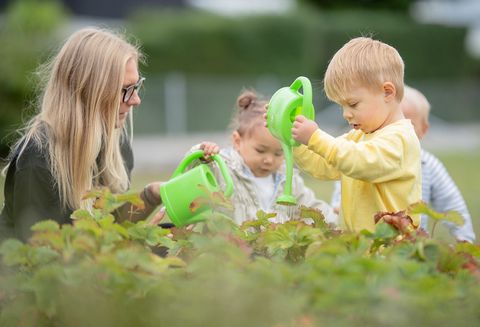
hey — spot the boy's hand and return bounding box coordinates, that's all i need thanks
[200,142,220,160]
[292,115,318,145]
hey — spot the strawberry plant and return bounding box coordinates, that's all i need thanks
[0,190,479,327]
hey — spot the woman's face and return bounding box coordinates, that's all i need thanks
[117,58,142,128]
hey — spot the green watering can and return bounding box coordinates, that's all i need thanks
[267,76,315,205]
[159,150,234,227]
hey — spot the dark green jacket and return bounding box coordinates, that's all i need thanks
[0,131,133,241]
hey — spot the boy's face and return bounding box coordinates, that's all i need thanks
[233,126,284,177]
[338,85,397,134]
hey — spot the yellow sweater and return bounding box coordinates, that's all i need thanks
[293,119,421,232]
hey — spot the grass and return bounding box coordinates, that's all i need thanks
[1,149,478,243]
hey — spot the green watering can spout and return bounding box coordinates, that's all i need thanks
[267,76,315,205]
[159,150,233,227]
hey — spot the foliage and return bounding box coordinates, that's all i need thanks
[1,190,480,326]
[128,8,478,80]
[299,0,412,11]
[0,0,68,157]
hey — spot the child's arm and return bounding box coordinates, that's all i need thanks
[293,145,341,180]
[290,114,341,179]
[427,153,476,242]
[306,128,411,183]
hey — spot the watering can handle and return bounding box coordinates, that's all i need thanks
[290,76,314,119]
[171,150,234,197]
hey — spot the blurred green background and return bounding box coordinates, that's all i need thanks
[0,0,479,241]
[1,0,479,147]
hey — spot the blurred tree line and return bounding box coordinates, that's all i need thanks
[128,8,478,79]
[1,0,479,157]
[0,0,67,157]
[300,0,411,11]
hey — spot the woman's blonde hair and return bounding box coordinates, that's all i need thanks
[11,27,142,211]
[324,36,405,104]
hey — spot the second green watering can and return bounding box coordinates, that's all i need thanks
[159,150,233,227]
[267,76,315,205]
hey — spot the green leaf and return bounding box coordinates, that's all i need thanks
[0,239,28,266]
[240,210,274,231]
[70,209,93,220]
[437,247,467,274]
[73,219,102,237]
[115,190,144,207]
[25,265,63,318]
[98,215,115,229]
[408,202,464,226]
[455,242,480,258]
[415,241,440,262]
[371,222,398,240]
[409,202,444,220]
[443,211,464,226]
[29,246,60,266]
[71,234,97,253]
[299,205,327,227]
[111,224,130,239]
[256,210,277,221]
[30,232,64,250]
[31,220,60,233]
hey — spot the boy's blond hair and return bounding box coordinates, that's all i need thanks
[324,37,405,104]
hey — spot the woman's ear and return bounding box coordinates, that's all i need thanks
[382,82,397,102]
[232,131,241,150]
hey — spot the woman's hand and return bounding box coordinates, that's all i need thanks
[143,182,162,208]
[200,142,220,160]
[148,207,166,225]
[292,115,319,145]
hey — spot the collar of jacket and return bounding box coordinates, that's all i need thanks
[220,147,286,186]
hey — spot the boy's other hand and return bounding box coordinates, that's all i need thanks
[200,142,220,160]
[292,115,318,145]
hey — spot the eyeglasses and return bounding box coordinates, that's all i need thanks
[122,77,145,103]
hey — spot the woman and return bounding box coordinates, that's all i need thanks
[0,27,162,240]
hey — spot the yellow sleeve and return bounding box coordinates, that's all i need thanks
[293,144,341,180]
[307,128,410,183]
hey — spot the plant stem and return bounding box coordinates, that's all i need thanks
[431,221,438,238]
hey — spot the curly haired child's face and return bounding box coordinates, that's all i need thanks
[339,85,398,134]
[233,126,284,177]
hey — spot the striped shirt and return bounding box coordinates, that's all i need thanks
[331,149,475,242]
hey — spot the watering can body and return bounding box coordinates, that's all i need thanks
[266,76,315,205]
[159,150,233,227]
[267,76,315,147]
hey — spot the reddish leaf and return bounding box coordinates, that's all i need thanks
[374,210,416,234]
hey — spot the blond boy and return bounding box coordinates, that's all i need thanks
[292,37,421,232]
